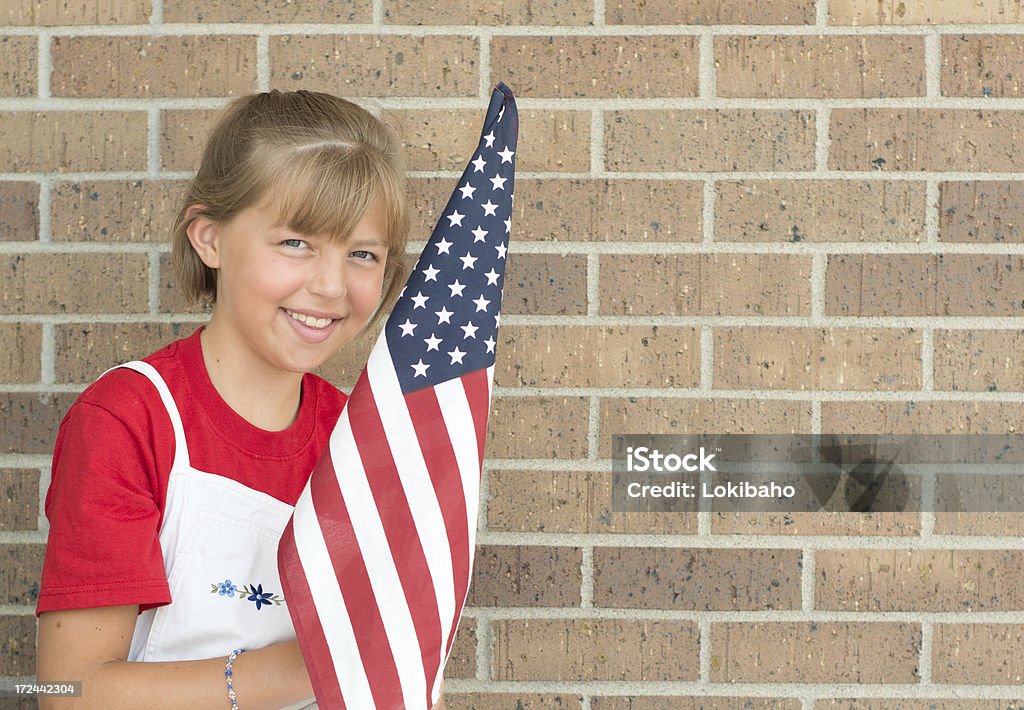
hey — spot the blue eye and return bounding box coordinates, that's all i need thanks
[283,238,307,248]
[351,250,378,261]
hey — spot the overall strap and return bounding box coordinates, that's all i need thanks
[104,361,191,472]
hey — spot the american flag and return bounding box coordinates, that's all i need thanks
[277,83,517,709]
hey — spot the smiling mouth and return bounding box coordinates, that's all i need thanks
[284,309,336,330]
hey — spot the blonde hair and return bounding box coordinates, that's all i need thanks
[171,90,409,331]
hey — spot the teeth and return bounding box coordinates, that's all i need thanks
[285,310,333,329]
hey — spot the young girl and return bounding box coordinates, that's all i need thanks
[35,90,437,709]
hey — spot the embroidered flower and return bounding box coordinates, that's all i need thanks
[215,579,237,597]
[247,583,274,611]
[211,580,284,608]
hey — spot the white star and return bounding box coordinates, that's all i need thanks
[411,359,429,377]
[411,292,429,309]
[484,336,496,353]
[448,280,466,297]
[424,334,442,351]
[448,347,466,365]
[484,131,495,148]
[436,307,454,324]
[496,242,507,259]
[472,226,488,243]
[422,264,440,282]
[398,319,417,336]
[490,174,507,191]
[498,146,515,163]
[461,321,479,339]
[447,210,465,227]
[482,200,498,216]
[460,252,478,270]
[458,183,476,199]
[473,295,491,312]
[436,237,452,254]
[472,155,486,173]
[504,217,512,233]
[484,268,500,286]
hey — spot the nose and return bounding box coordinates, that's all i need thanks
[307,246,348,300]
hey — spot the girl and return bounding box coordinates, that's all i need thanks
[35,89,437,709]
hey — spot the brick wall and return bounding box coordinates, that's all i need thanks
[3,0,1024,706]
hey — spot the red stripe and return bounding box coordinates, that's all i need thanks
[308,441,406,707]
[276,519,345,709]
[462,369,491,466]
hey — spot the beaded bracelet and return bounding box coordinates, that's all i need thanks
[225,648,245,709]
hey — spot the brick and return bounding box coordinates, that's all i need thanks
[717,180,925,243]
[0,182,38,241]
[713,511,920,536]
[0,543,43,604]
[158,252,214,315]
[0,469,39,531]
[0,393,76,455]
[491,36,698,98]
[933,624,1024,684]
[160,108,221,172]
[0,0,149,25]
[817,701,1012,710]
[717,35,924,98]
[487,396,589,459]
[0,112,147,172]
[714,327,922,391]
[711,622,920,683]
[271,35,478,97]
[468,545,582,607]
[593,548,801,610]
[600,254,812,316]
[52,180,187,242]
[0,615,36,676]
[0,36,35,97]
[940,181,1024,243]
[594,700,800,710]
[934,330,1024,391]
[495,325,699,388]
[0,323,40,384]
[607,110,816,171]
[52,36,256,98]
[831,0,1024,24]
[390,108,590,172]
[817,550,1024,612]
[943,35,1024,98]
[607,0,813,24]
[826,254,1024,316]
[444,616,475,679]
[1,254,149,314]
[820,401,1024,435]
[502,254,588,316]
[934,510,1024,537]
[166,0,371,22]
[492,619,698,681]
[53,323,195,384]
[447,695,582,710]
[487,470,697,535]
[385,0,590,24]
[830,109,1024,172]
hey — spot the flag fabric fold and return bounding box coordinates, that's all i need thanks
[278,82,518,709]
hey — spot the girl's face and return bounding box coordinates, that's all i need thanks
[197,198,389,377]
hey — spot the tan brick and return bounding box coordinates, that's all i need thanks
[817,701,1012,710]
[607,0,813,24]
[713,511,920,536]
[0,0,149,25]
[717,180,925,243]
[934,511,1024,536]
[593,548,801,610]
[711,622,920,683]
[0,111,146,172]
[52,180,187,242]
[271,35,478,97]
[496,326,699,388]
[52,36,256,98]
[160,108,221,172]
[827,254,1024,316]
[493,619,698,681]
[0,543,43,604]
[933,624,1024,684]
[820,401,1024,435]
[0,36,35,97]
[444,616,475,679]
[487,470,697,535]
[0,615,36,676]
[934,330,1024,391]
[943,35,1024,98]
[0,393,76,455]
[0,323,40,384]
[607,110,816,171]
[0,469,39,531]
[166,0,371,22]
[158,252,214,315]
[831,0,1024,24]
[940,181,1024,243]
[714,327,922,391]
[384,0,590,24]
[817,550,1024,612]
[600,254,812,316]
[0,182,38,241]
[53,322,195,383]
[717,35,924,98]
[595,699,800,710]
[447,695,582,710]
[487,396,589,459]
[1,253,148,314]
[390,108,589,172]
[468,545,581,607]
[502,254,588,316]
[491,36,698,98]
[830,109,1024,172]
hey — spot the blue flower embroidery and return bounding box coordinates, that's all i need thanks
[247,583,273,611]
[210,580,284,609]
[216,579,237,597]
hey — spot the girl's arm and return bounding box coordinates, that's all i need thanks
[37,604,314,710]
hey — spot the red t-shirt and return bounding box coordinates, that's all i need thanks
[36,327,347,616]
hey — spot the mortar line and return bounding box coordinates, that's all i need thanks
[40,323,55,385]
[811,253,826,324]
[925,32,942,99]
[919,622,933,684]
[150,0,163,24]
[587,396,601,462]
[580,546,594,609]
[475,615,490,682]
[700,326,713,391]
[587,252,600,317]
[699,616,711,683]
[925,180,940,244]
[147,108,161,176]
[699,31,715,99]
[256,32,271,91]
[816,0,829,27]
[590,109,604,175]
[372,0,384,26]
[815,106,831,172]
[702,179,715,244]
[802,548,816,613]
[921,327,934,391]
[37,32,51,99]
[37,464,51,534]
[149,251,162,314]
[37,179,51,243]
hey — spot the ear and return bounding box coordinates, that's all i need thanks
[185,205,222,269]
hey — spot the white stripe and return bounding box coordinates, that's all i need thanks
[330,409,427,709]
[290,484,375,707]
[368,343,457,656]
[434,378,482,553]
